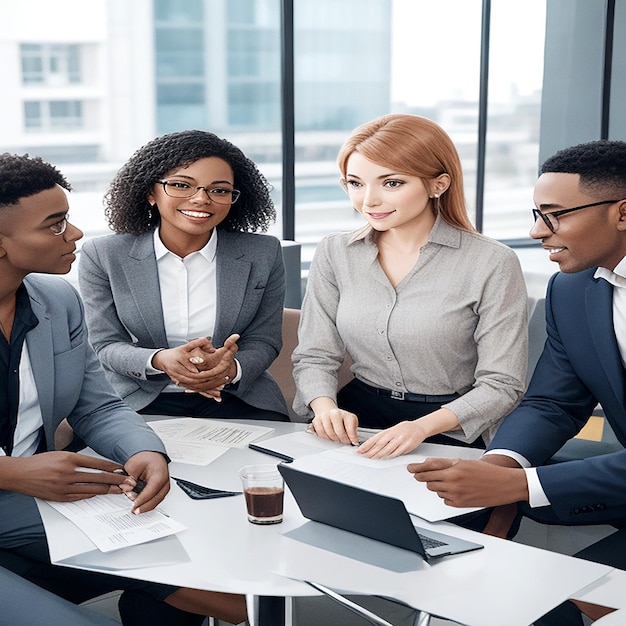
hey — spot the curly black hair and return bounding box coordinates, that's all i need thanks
[105,130,276,234]
[0,153,71,207]
[541,140,626,198]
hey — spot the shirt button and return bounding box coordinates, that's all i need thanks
[395,382,402,387]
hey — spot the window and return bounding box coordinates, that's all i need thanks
[23,100,83,132]
[0,0,574,299]
[21,44,81,85]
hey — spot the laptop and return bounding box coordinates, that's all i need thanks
[279,464,483,561]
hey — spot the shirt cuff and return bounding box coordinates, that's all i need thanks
[483,448,531,468]
[524,467,551,508]
[146,349,165,375]
[230,358,242,384]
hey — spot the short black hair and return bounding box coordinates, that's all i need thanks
[0,153,71,207]
[541,140,626,198]
[105,129,275,234]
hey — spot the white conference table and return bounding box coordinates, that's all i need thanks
[39,419,613,626]
[572,567,626,623]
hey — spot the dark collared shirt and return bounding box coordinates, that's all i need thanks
[0,284,39,455]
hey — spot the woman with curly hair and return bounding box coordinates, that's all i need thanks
[78,130,289,421]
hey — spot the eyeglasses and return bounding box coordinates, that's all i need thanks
[532,199,620,233]
[158,180,240,205]
[50,214,69,236]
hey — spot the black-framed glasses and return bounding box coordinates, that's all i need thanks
[50,214,69,236]
[532,199,620,233]
[158,180,241,205]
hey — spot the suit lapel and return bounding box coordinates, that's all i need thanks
[586,277,625,403]
[125,234,168,346]
[24,294,55,444]
[214,232,251,341]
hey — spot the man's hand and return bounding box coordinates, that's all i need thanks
[0,452,135,502]
[123,451,170,514]
[407,458,529,508]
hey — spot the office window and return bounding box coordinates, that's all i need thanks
[23,100,83,132]
[293,0,394,268]
[155,29,205,78]
[482,0,546,241]
[21,44,81,85]
[1,0,561,293]
[154,0,204,21]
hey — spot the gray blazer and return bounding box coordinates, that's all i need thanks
[78,230,288,416]
[0,275,167,545]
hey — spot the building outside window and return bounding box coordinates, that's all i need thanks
[21,43,81,86]
[23,100,83,132]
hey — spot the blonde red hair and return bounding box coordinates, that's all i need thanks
[337,114,476,233]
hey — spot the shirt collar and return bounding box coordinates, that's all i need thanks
[595,257,626,287]
[153,227,218,262]
[347,214,462,248]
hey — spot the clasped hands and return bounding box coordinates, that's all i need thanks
[152,334,240,400]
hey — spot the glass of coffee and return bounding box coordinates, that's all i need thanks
[238,464,284,524]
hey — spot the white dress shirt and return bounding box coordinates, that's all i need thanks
[0,342,44,458]
[147,228,241,392]
[487,255,626,507]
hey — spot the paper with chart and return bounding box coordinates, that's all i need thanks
[45,493,187,553]
[147,418,274,464]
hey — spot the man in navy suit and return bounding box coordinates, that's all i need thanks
[409,140,626,623]
[0,154,246,625]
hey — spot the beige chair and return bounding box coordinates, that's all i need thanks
[269,308,353,422]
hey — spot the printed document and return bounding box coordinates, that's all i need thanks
[148,418,274,464]
[45,493,186,553]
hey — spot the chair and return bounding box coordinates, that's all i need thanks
[268,308,353,422]
[526,297,547,387]
[0,565,118,626]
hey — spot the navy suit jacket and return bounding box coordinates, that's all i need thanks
[0,275,167,546]
[78,229,288,416]
[488,268,626,524]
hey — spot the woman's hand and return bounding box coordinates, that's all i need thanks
[152,335,239,396]
[357,420,430,459]
[357,408,461,459]
[309,397,360,445]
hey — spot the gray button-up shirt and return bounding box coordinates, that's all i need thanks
[292,216,528,445]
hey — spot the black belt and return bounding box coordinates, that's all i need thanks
[355,379,459,404]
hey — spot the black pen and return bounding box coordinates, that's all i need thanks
[248,443,294,463]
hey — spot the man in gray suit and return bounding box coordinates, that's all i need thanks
[0,154,246,625]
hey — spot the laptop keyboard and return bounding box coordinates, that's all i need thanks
[417,533,447,550]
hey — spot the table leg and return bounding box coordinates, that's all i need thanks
[413,612,432,626]
[246,595,286,626]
